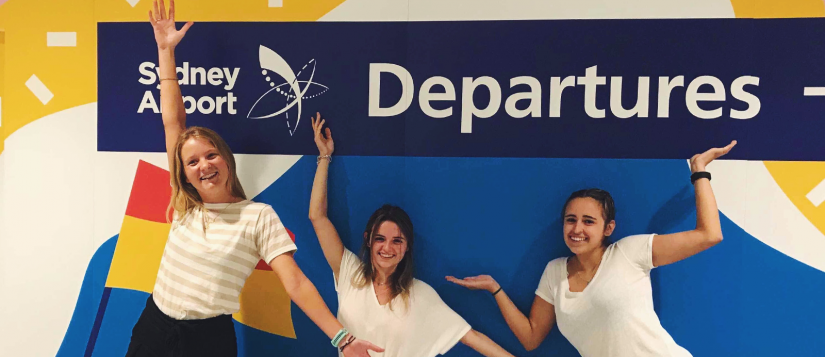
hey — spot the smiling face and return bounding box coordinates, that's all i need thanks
[563,197,615,255]
[368,220,409,274]
[179,137,232,202]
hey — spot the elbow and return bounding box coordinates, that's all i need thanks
[308,212,323,223]
[706,231,723,247]
[523,341,540,352]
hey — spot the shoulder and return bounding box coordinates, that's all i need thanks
[612,234,655,252]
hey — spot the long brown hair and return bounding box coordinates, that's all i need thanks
[353,204,415,311]
[167,126,246,222]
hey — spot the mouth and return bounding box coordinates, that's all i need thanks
[200,172,218,181]
[569,236,588,243]
[377,252,395,259]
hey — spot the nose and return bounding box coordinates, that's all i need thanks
[573,221,585,234]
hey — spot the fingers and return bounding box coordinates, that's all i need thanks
[366,342,385,352]
[180,22,194,35]
[325,127,332,141]
[153,1,161,21]
[149,10,156,23]
[169,0,175,20]
[158,0,167,20]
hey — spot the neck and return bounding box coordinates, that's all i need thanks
[200,191,242,204]
[373,266,396,286]
[575,246,606,273]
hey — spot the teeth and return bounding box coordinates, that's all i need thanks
[571,237,586,242]
[201,172,217,180]
[378,252,394,258]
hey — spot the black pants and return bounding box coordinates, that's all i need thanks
[125,295,237,357]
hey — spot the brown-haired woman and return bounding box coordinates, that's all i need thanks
[447,142,737,357]
[309,114,518,357]
[124,2,383,356]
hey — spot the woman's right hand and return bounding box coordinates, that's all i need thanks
[312,112,335,156]
[446,275,501,294]
[342,338,385,357]
[149,0,193,51]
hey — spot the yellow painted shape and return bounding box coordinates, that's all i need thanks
[0,0,96,154]
[764,161,825,236]
[106,215,171,292]
[0,0,347,155]
[233,269,296,339]
[731,0,824,18]
[1,29,5,154]
[96,0,347,22]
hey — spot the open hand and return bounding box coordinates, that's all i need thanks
[149,0,193,50]
[690,140,737,173]
[312,112,334,156]
[446,275,500,294]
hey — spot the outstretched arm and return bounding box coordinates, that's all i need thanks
[461,329,518,357]
[308,113,346,279]
[652,140,737,267]
[270,253,384,357]
[149,0,193,170]
[447,275,555,351]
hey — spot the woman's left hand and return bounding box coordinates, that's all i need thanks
[311,112,334,156]
[690,140,736,173]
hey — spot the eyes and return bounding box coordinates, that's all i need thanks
[373,237,405,245]
[565,217,596,225]
[187,152,220,167]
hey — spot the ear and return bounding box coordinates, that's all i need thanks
[604,220,616,237]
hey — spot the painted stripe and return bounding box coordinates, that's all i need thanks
[47,32,77,47]
[83,287,112,357]
[126,0,140,7]
[269,0,283,7]
[25,75,54,105]
[806,178,825,207]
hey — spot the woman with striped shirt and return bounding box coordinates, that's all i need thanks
[125,1,382,356]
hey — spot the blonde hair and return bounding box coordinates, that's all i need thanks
[167,126,246,222]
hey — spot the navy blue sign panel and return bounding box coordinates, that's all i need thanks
[99,19,825,160]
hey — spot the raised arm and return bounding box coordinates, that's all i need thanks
[308,113,346,279]
[149,0,193,169]
[447,275,555,351]
[651,140,736,267]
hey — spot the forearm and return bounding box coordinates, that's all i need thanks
[286,271,343,339]
[693,176,723,243]
[309,159,330,221]
[461,329,515,357]
[493,290,539,350]
[158,48,186,129]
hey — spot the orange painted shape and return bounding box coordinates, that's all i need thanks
[731,0,825,18]
[764,161,825,236]
[125,160,173,223]
[233,268,296,339]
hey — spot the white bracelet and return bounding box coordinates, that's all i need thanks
[317,155,332,165]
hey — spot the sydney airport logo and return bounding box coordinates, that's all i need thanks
[136,45,328,136]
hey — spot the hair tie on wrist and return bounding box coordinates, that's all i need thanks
[690,171,711,184]
[492,286,503,296]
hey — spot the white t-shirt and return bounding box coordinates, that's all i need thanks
[335,249,472,357]
[535,234,692,357]
[153,200,297,319]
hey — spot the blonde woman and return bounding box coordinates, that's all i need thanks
[309,114,519,357]
[125,1,383,356]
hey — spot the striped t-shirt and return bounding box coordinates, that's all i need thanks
[153,200,297,320]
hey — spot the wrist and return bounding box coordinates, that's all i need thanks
[490,283,501,294]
